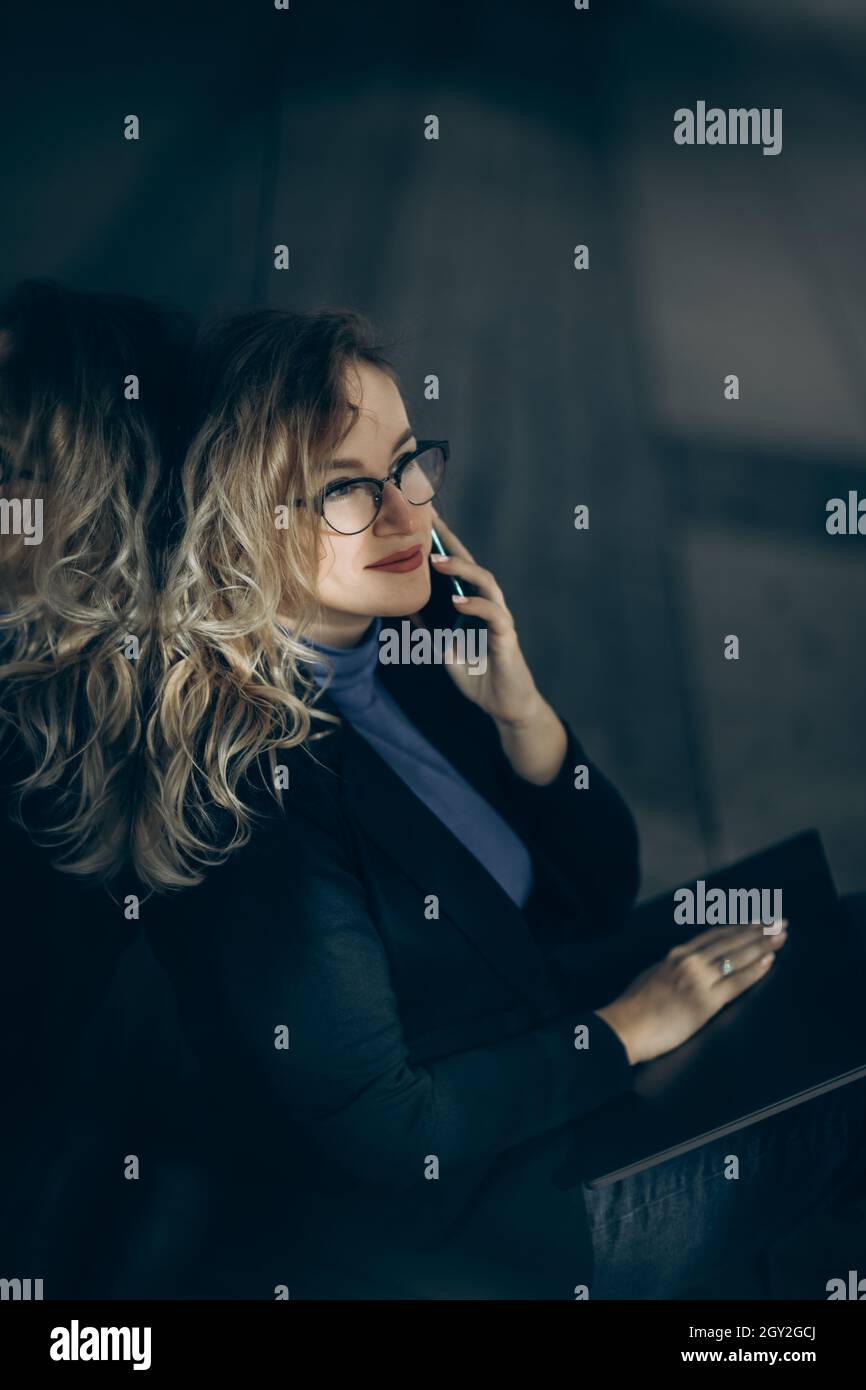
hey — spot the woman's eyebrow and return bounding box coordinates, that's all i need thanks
[325,425,416,471]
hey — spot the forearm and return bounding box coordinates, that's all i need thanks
[493,702,642,929]
[494,692,568,785]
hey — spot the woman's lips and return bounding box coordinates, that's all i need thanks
[366,545,424,573]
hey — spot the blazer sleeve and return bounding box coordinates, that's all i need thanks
[167,792,635,1198]
[494,713,641,932]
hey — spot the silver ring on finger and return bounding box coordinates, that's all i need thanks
[719,956,734,977]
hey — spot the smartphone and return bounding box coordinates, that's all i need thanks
[429,526,487,633]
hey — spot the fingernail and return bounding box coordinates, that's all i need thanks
[452,595,469,604]
[430,554,448,563]
[762,920,787,936]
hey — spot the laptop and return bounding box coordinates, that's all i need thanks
[558,830,866,1187]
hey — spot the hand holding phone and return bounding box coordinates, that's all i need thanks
[430,525,487,632]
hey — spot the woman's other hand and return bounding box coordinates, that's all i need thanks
[595,920,790,1066]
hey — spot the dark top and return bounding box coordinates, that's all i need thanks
[144,645,641,1299]
[293,614,534,907]
[0,720,147,1292]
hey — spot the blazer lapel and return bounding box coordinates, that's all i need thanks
[308,663,562,1018]
[374,656,593,925]
[377,660,597,928]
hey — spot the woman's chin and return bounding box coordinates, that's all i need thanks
[364,573,431,617]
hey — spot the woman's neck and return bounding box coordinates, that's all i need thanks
[277,606,377,650]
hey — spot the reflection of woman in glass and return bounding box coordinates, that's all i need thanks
[0,281,192,1289]
[146,308,866,1299]
[0,278,190,879]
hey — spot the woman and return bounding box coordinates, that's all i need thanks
[0,280,197,1294]
[146,307,865,1299]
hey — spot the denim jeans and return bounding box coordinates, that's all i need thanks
[583,892,866,1300]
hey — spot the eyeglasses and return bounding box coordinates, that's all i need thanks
[294,439,448,536]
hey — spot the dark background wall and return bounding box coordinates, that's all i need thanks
[3,0,864,897]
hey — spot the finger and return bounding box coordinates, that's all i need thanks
[703,920,788,964]
[689,919,789,957]
[431,552,502,603]
[714,950,777,1004]
[708,934,787,986]
[430,507,476,562]
[759,917,788,938]
[448,594,513,640]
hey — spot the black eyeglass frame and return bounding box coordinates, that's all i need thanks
[293,438,449,535]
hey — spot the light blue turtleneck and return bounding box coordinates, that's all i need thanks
[298,617,534,909]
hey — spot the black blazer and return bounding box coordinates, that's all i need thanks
[0,728,147,1291]
[145,648,642,1299]
[0,718,218,1297]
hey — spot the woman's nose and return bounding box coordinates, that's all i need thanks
[377,477,416,526]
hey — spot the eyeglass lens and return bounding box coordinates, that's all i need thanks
[322,446,446,534]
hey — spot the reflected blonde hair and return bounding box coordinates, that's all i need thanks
[147,308,401,891]
[0,281,192,886]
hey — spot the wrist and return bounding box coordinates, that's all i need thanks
[496,696,567,786]
[493,688,546,733]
